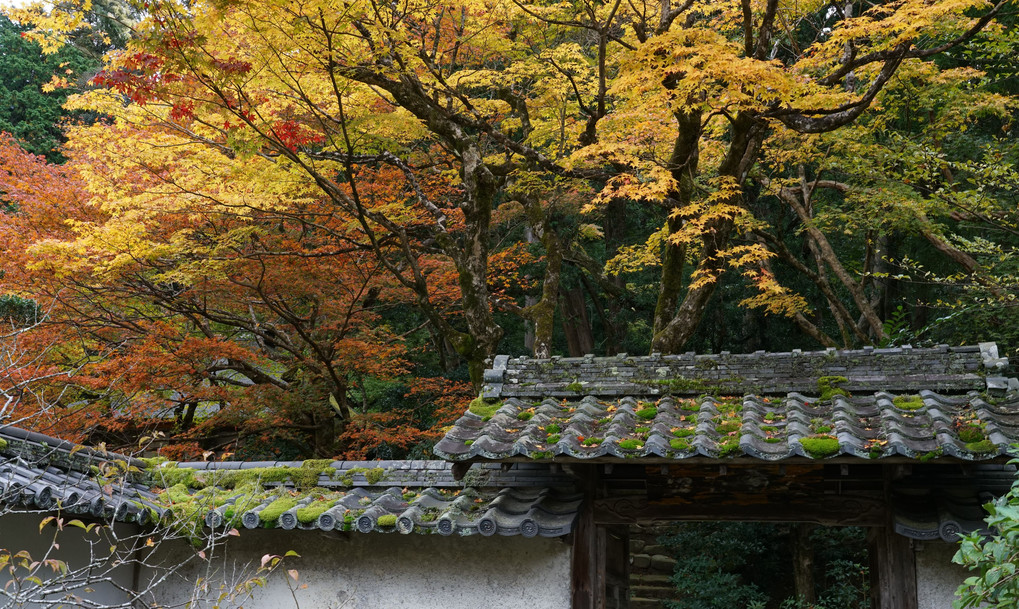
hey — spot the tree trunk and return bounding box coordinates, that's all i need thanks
[652,113,766,353]
[521,197,564,359]
[791,523,817,605]
[562,288,595,356]
[652,109,700,342]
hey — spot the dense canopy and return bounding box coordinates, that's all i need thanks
[1,0,1017,459]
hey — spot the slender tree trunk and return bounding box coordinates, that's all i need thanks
[792,523,817,604]
[652,109,701,342]
[562,288,595,356]
[522,197,564,359]
[781,171,887,342]
[652,113,766,353]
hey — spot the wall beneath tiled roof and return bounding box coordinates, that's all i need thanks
[915,541,968,609]
[0,513,141,608]
[146,527,572,609]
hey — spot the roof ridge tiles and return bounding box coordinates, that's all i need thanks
[480,343,1012,400]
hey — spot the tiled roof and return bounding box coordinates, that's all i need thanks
[0,426,161,524]
[0,427,583,537]
[436,344,1019,463]
[154,460,581,537]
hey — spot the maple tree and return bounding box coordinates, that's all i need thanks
[66,0,1007,354]
[0,129,462,458]
[2,0,1016,460]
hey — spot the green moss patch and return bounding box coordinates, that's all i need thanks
[718,437,741,456]
[296,499,336,523]
[259,496,298,523]
[581,437,604,446]
[965,440,997,454]
[670,438,691,451]
[635,406,658,420]
[958,426,985,443]
[617,439,644,450]
[818,376,849,401]
[377,514,397,527]
[893,395,924,410]
[468,397,503,419]
[716,420,740,434]
[546,434,561,444]
[152,462,337,491]
[799,436,840,458]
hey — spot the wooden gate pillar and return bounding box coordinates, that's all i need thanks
[868,526,917,609]
[571,503,630,609]
[572,499,601,609]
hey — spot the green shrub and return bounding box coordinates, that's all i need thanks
[956,462,1019,607]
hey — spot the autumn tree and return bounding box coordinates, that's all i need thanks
[0,128,460,458]
[8,0,1016,380]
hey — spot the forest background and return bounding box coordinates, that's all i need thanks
[0,0,1016,463]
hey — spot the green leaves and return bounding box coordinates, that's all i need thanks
[954,457,1019,607]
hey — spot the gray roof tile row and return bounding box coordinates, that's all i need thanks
[0,456,161,524]
[435,391,1019,462]
[194,485,582,537]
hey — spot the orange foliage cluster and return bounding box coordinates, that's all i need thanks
[335,377,471,460]
[0,129,460,458]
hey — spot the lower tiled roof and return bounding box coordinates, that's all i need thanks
[435,391,1019,462]
[0,426,583,538]
[0,428,161,524]
[153,460,582,537]
[192,484,581,537]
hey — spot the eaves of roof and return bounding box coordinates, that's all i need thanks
[0,427,160,525]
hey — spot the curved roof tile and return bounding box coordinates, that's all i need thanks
[435,391,1019,462]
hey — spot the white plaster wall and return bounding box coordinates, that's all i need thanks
[148,530,573,609]
[0,512,138,608]
[916,541,968,609]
